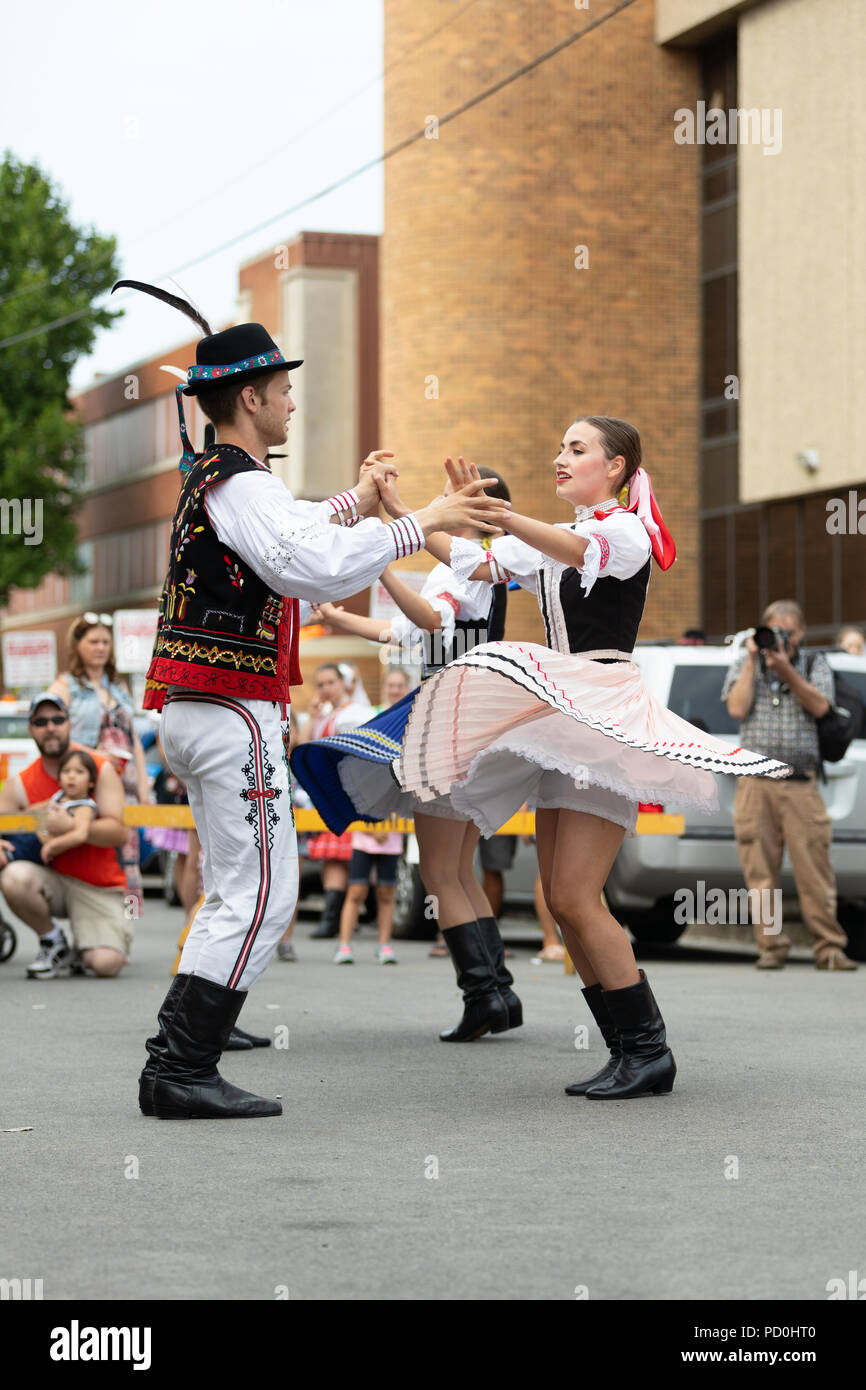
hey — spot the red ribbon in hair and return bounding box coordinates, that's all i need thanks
[616,467,676,570]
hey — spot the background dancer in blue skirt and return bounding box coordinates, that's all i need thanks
[293,469,524,1042]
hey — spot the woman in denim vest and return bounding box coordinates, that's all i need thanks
[49,614,150,915]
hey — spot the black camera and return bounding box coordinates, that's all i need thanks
[753,625,788,652]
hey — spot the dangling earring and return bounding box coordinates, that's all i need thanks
[617,483,630,507]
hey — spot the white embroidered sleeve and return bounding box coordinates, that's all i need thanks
[205,473,424,603]
[577,513,652,594]
[388,565,458,649]
[483,534,544,592]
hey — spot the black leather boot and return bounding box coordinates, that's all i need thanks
[145,974,282,1119]
[225,1025,271,1050]
[565,983,621,1095]
[309,888,345,939]
[439,921,510,1042]
[585,971,676,1100]
[139,973,188,1116]
[477,916,523,1029]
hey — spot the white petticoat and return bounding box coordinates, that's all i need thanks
[395,642,790,838]
[337,757,469,824]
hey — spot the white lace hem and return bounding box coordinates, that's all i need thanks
[448,535,487,586]
[442,738,719,838]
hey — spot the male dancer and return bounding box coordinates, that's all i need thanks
[128,296,505,1120]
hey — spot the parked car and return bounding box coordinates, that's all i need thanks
[394,831,539,938]
[604,643,866,953]
[0,702,38,788]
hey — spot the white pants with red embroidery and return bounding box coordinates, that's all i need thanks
[162,692,298,991]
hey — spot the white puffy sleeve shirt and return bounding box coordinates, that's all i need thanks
[388,556,494,652]
[451,511,651,595]
[204,470,425,627]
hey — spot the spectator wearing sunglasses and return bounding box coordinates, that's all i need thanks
[48,613,150,916]
[0,694,132,978]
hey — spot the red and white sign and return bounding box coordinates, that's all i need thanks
[1,631,57,688]
[369,572,429,624]
[114,609,159,673]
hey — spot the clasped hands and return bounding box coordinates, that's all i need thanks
[355,451,509,533]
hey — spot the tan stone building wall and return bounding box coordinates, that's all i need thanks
[382,0,703,643]
[739,0,866,502]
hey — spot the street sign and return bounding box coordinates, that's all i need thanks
[114,609,159,673]
[369,572,428,623]
[1,630,57,688]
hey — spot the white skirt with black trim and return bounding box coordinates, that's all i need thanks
[395,642,790,836]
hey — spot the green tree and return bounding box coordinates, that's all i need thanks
[0,151,121,607]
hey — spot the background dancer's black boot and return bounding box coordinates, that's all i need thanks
[440,921,510,1041]
[477,916,523,1029]
[309,888,345,939]
[565,983,621,1095]
[146,974,282,1119]
[585,971,676,1099]
[139,973,188,1116]
[225,1025,271,1050]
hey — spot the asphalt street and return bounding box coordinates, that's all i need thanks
[1,899,863,1302]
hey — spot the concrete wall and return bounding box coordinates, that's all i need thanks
[739,0,866,502]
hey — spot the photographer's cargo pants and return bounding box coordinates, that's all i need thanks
[733,775,848,961]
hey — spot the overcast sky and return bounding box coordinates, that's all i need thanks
[1,0,385,388]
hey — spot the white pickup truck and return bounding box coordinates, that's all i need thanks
[604,644,866,952]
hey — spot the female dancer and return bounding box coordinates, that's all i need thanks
[49,614,150,916]
[291,470,523,1042]
[296,662,370,939]
[387,420,789,1100]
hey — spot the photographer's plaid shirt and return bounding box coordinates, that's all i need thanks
[721,650,834,775]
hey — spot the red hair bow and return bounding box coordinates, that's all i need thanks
[621,467,676,570]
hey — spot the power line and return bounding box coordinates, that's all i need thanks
[0,0,638,354]
[0,0,482,311]
[124,0,484,253]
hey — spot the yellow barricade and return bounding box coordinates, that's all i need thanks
[0,807,685,835]
[0,806,684,976]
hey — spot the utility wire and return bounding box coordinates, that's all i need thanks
[0,0,482,309]
[0,0,638,353]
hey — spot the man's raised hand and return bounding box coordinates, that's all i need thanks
[356,450,399,515]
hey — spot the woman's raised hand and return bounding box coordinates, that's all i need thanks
[443,455,480,493]
[416,476,510,536]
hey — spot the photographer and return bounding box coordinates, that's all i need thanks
[723,601,857,970]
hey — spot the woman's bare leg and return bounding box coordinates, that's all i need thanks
[178,830,202,914]
[534,873,564,958]
[544,809,639,991]
[322,861,348,894]
[535,809,598,984]
[375,882,395,945]
[338,883,367,945]
[456,821,493,921]
[415,813,481,930]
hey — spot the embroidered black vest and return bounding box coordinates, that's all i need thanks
[420,586,509,680]
[537,558,651,656]
[143,445,299,710]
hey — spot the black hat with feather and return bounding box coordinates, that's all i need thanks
[113,280,303,470]
[112,281,303,393]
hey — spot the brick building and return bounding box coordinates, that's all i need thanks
[381,0,865,642]
[0,233,385,705]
